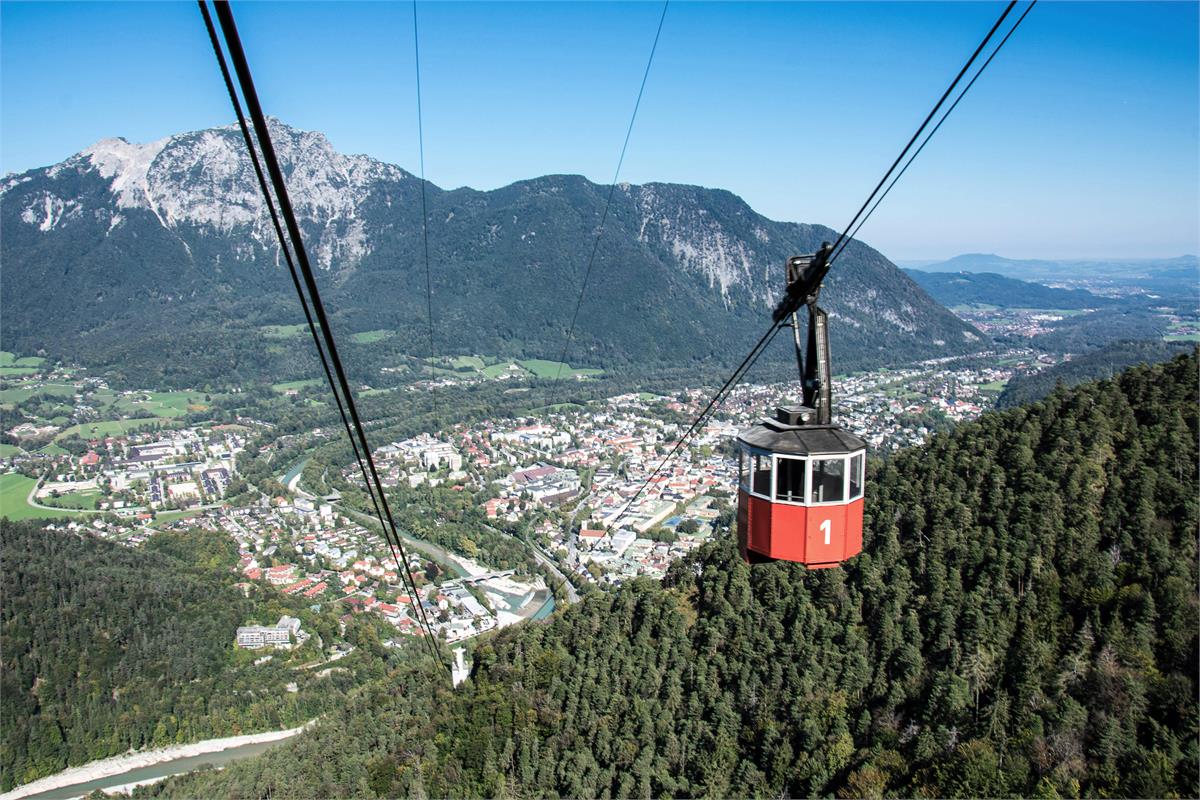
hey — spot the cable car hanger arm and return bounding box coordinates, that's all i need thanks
[770,242,834,426]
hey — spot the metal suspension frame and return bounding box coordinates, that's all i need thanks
[773,242,835,426]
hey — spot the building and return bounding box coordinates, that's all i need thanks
[236,615,305,649]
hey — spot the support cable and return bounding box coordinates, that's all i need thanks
[827,0,1017,261]
[204,0,445,667]
[831,0,1037,266]
[611,0,1027,528]
[197,1,392,575]
[610,321,784,528]
[551,0,670,389]
[412,1,439,407]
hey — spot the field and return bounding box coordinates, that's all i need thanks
[154,508,206,524]
[0,366,39,378]
[260,324,308,339]
[428,354,604,380]
[41,490,101,510]
[0,473,76,521]
[979,380,1009,392]
[481,362,520,378]
[113,391,211,418]
[271,379,323,393]
[54,418,179,442]
[0,352,45,367]
[0,444,25,458]
[1164,333,1200,342]
[517,359,604,378]
[0,382,77,409]
[528,402,585,413]
[449,355,486,370]
[350,329,394,344]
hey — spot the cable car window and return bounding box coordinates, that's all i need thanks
[811,457,845,503]
[752,453,772,497]
[775,456,807,503]
[738,448,749,490]
[849,453,864,500]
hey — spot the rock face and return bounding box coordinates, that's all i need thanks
[1,119,980,382]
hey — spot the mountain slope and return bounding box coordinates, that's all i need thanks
[1,121,980,386]
[146,353,1199,798]
[904,268,1116,310]
[998,339,1196,408]
[0,523,390,792]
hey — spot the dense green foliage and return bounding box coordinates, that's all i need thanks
[1030,309,1171,354]
[146,354,1198,798]
[999,340,1196,408]
[904,269,1115,310]
[0,523,399,791]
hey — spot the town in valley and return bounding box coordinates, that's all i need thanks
[2,343,1056,657]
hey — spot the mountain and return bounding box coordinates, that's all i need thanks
[914,253,1199,279]
[904,269,1116,310]
[913,254,1198,315]
[0,121,980,387]
[912,253,1065,275]
[146,353,1199,799]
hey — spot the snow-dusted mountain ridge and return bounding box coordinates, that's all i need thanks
[1,119,980,385]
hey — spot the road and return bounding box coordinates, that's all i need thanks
[342,504,581,606]
[483,522,581,604]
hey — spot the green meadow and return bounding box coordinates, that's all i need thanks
[113,391,212,418]
[260,324,309,340]
[350,329,394,344]
[271,379,323,393]
[54,418,178,442]
[0,473,77,521]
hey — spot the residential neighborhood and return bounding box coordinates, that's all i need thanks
[2,346,1053,639]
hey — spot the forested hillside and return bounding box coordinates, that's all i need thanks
[998,340,1196,408]
[145,353,1198,799]
[0,524,395,792]
[903,269,1115,310]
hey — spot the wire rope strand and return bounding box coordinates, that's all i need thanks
[551,0,670,391]
[831,1,1038,266]
[828,0,1017,258]
[197,1,395,574]
[613,0,1030,530]
[207,0,445,667]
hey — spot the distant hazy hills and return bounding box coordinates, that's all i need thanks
[0,120,979,386]
[906,252,1198,279]
[903,269,1117,310]
[905,253,1197,311]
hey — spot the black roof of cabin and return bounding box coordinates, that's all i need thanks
[736,419,866,456]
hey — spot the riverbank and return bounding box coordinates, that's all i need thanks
[1,722,315,800]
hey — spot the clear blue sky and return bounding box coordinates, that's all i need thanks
[2,1,1196,260]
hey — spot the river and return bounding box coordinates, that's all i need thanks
[5,729,307,800]
[278,457,309,491]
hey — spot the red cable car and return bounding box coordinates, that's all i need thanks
[736,243,867,567]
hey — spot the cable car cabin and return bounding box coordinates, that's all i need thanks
[736,405,866,568]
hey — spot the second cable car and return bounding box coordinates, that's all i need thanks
[736,243,867,568]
